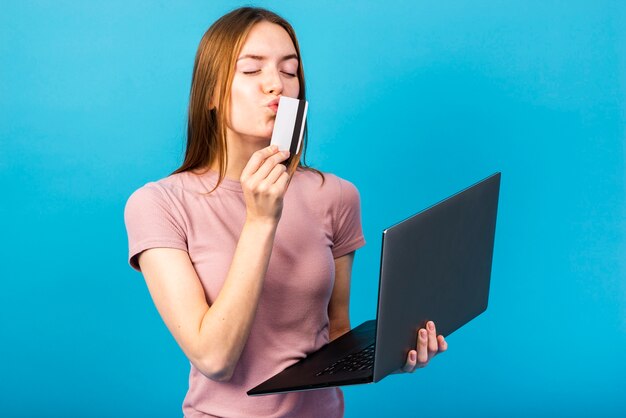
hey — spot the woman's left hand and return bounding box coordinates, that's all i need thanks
[401,321,448,372]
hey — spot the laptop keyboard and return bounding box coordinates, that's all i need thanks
[316,343,375,376]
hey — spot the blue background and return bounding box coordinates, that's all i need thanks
[1,1,625,416]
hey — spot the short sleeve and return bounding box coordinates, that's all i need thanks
[124,183,188,271]
[331,178,366,258]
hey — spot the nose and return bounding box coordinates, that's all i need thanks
[263,68,283,95]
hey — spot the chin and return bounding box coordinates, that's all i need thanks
[260,127,274,140]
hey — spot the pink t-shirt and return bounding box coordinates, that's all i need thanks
[124,168,365,418]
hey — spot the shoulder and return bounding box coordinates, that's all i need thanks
[126,171,203,204]
[290,169,361,219]
[124,172,195,221]
[317,171,361,211]
[292,170,364,255]
[293,169,360,200]
[124,174,192,270]
[125,176,173,210]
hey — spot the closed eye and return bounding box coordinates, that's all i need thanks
[242,70,260,75]
[281,71,297,77]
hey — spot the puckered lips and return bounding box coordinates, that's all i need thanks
[267,97,280,114]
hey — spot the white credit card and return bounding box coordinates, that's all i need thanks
[270,96,308,154]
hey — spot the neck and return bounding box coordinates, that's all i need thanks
[210,130,270,181]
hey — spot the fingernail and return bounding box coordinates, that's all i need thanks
[420,329,427,338]
[428,321,434,331]
[410,352,416,362]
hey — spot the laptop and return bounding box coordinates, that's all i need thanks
[247,172,501,396]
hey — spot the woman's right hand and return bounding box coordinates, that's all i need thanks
[240,145,291,225]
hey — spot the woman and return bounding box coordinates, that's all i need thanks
[125,7,447,417]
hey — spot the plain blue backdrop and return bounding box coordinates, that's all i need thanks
[1,1,624,417]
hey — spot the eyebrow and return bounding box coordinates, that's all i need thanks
[237,53,299,62]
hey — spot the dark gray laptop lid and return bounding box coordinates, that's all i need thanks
[372,172,501,381]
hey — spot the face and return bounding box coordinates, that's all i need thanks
[227,21,300,144]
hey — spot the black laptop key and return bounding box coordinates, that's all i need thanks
[316,343,375,376]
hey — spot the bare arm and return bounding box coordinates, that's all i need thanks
[138,146,290,382]
[328,251,355,342]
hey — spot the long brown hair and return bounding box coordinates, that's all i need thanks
[173,7,322,187]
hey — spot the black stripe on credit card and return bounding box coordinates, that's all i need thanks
[289,99,306,156]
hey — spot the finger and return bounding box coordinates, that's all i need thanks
[427,321,438,355]
[241,145,280,182]
[252,150,290,182]
[260,156,287,184]
[416,328,429,365]
[438,335,448,352]
[272,171,291,194]
[402,350,417,373]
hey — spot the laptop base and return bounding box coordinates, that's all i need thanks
[247,320,376,396]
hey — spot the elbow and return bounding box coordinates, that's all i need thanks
[193,354,236,382]
[205,366,235,383]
